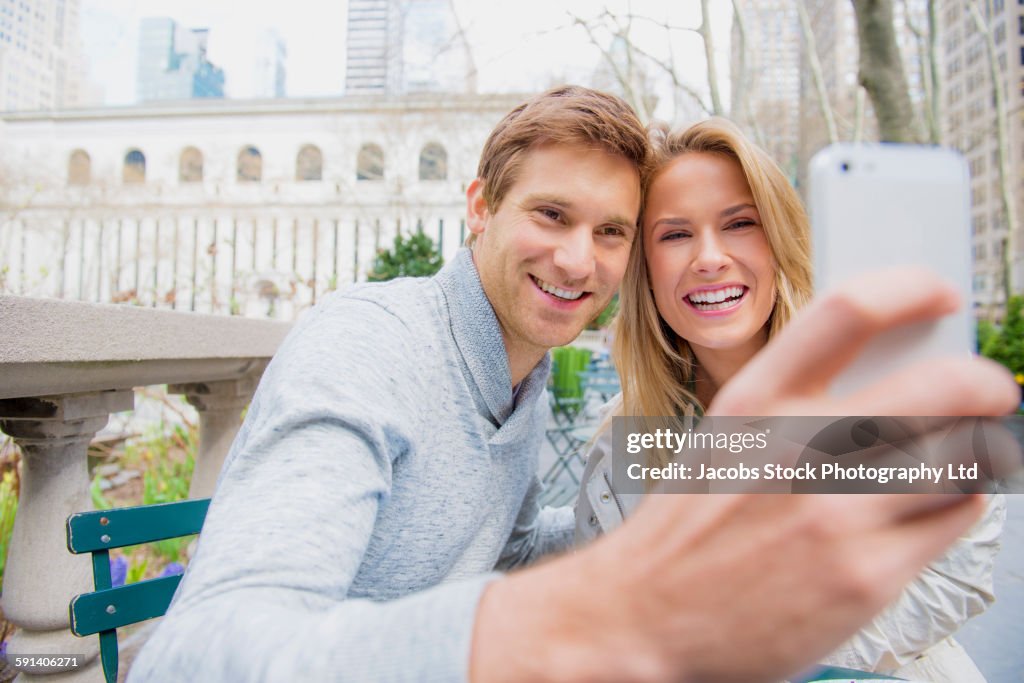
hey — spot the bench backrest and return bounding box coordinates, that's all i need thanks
[66,498,210,683]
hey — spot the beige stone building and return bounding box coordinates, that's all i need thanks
[0,93,523,319]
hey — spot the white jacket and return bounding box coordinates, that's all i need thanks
[574,403,1003,682]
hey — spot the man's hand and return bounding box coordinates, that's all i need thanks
[471,270,1018,683]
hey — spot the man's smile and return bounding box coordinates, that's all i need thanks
[530,274,589,302]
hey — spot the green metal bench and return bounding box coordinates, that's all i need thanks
[65,498,210,683]
[793,665,906,681]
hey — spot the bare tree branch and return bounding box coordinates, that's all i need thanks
[853,87,867,142]
[797,0,839,143]
[901,0,931,141]
[730,0,751,123]
[699,0,724,116]
[601,11,702,35]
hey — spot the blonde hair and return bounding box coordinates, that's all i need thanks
[615,118,813,437]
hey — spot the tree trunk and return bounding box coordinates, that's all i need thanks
[926,0,943,145]
[730,0,751,124]
[902,0,941,143]
[851,0,917,142]
[699,0,724,116]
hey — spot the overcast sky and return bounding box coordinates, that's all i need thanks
[81,0,733,116]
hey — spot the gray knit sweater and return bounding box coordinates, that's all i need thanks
[129,248,574,682]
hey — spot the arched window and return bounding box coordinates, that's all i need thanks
[179,146,204,183]
[68,149,91,186]
[123,149,146,184]
[356,143,384,181]
[296,144,323,181]
[237,146,263,182]
[419,142,447,181]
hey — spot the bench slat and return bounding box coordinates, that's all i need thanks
[67,498,210,553]
[70,575,184,636]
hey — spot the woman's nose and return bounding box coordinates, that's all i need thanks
[692,233,731,274]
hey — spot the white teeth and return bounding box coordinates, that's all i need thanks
[687,286,745,309]
[533,276,584,301]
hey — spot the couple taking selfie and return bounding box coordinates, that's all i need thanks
[130,87,1019,683]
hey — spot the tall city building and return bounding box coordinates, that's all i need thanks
[253,29,287,98]
[345,0,474,95]
[731,0,802,181]
[137,17,225,103]
[0,0,86,111]
[940,0,1024,316]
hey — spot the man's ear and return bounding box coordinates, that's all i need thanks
[466,178,489,236]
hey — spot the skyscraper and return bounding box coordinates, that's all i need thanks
[731,0,802,180]
[939,0,1024,316]
[253,30,287,99]
[344,0,474,95]
[0,0,85,111]
[137,17,225,103]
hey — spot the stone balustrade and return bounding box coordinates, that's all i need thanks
[0,294,291,681]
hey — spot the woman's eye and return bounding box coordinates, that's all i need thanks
[726,220,755,230]
[660,231,690,242]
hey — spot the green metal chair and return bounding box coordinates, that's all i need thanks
[65,498,210,683]
[548,346,592,426]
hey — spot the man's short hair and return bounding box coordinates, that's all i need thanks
[468,86,650,245]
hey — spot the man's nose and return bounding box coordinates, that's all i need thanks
[552,226,596,282]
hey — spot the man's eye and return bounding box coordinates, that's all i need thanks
[537,208,562,222]
[598,225,625,237]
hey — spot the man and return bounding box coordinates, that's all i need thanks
[131,87,1017,682]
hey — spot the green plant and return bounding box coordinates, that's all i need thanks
[141,426,195,507]
[367,232,443,281]
[140,423,196,562]
[0,468,19,586]
[126,556,148,584]
[90,475,112,510]
[589,294,619,330]
[977,318,998,354]
[979,297,1024,413]
[981,296,1024,377]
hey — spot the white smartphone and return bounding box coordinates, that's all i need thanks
[808,143,973,396]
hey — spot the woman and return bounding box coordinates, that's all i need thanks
[575,118,1003,682]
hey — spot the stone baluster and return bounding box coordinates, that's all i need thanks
[0,390,133,681]
[169,369,263,499]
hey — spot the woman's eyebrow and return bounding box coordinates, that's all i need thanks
[651,217,692,229]
[720,203,757,218]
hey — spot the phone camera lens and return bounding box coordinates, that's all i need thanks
[840,161,851,173]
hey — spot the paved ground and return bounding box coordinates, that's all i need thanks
[538,429,1024,682]
[959,494,1024,682]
